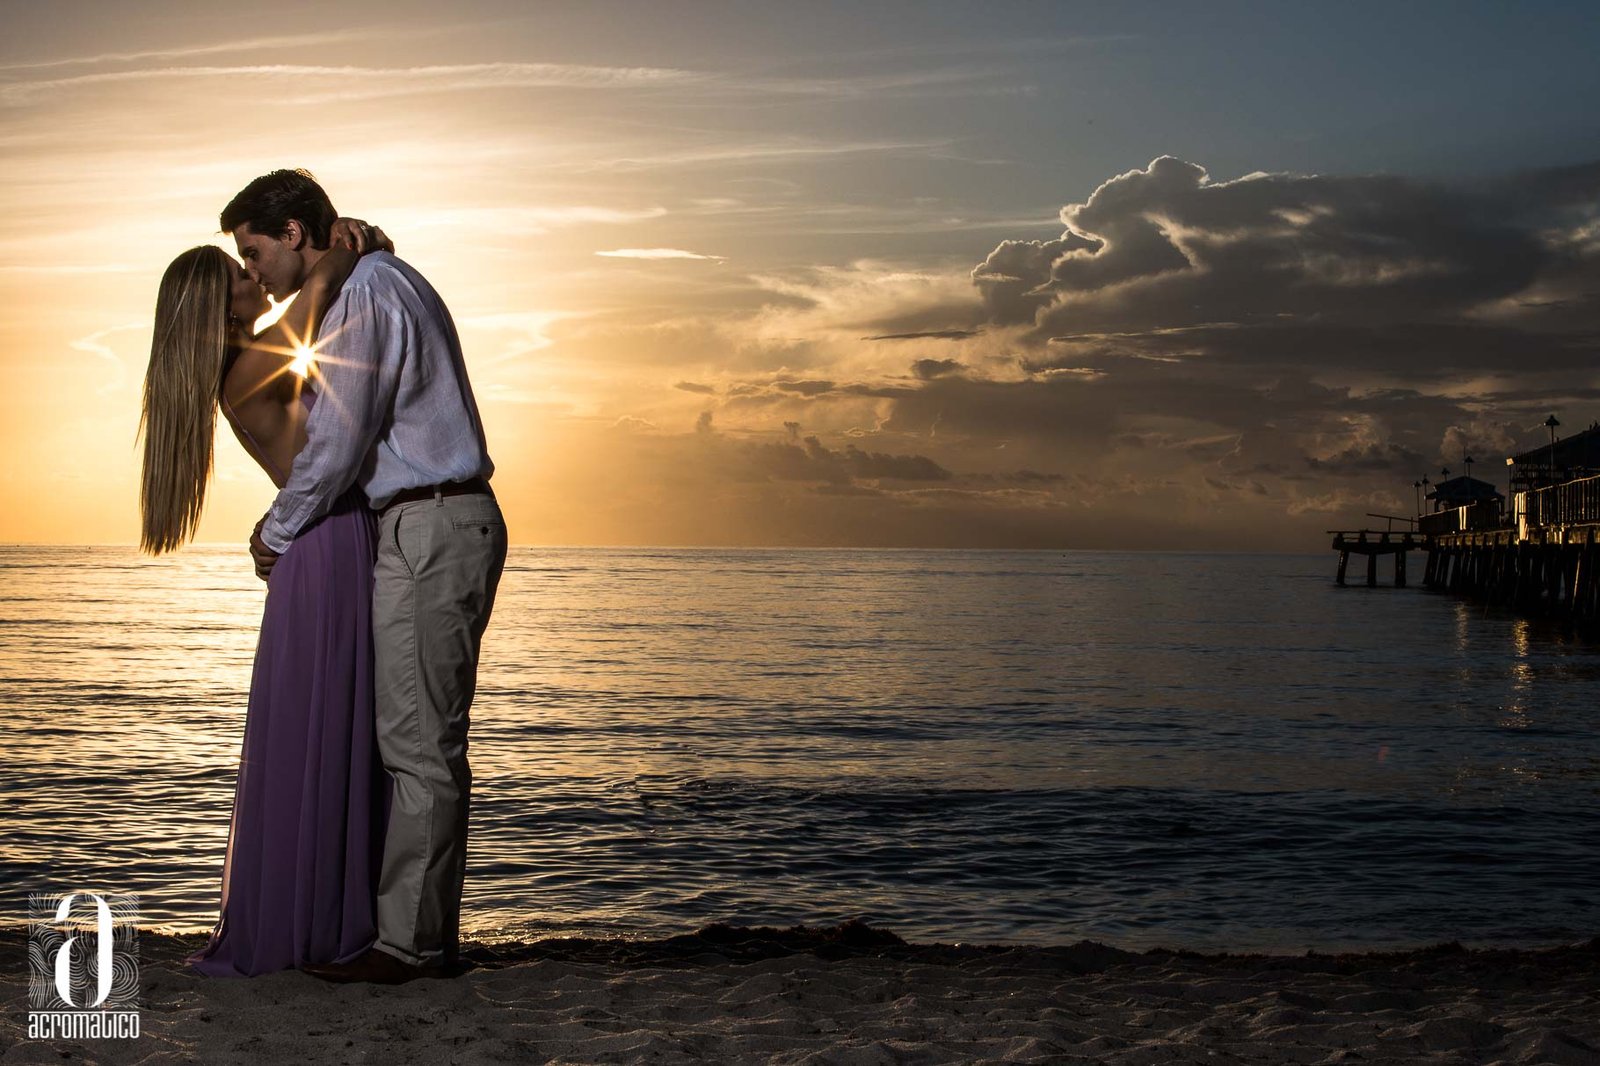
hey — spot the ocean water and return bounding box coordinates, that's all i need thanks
[3,544,1597,954]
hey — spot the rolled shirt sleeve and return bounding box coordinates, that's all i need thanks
[258,285,403,554]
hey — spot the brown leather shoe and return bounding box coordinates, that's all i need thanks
[301,947,442,985]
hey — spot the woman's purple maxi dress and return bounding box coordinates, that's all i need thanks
[186,389,390,977]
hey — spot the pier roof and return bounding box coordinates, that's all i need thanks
[1425,475,1502,507]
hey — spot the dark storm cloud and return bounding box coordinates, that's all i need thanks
[917,155,1600,507]
[972,229,1102,325]
[1044,320,1600,382]
[873,343,1559,492]
[910,358,965,380]
[973,155,1600,347]
[1481,159,1600,218]
[1305,441,1429,475]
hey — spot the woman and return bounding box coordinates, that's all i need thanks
[138,219,393,976]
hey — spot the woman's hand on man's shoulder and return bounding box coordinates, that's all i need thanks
[330,217,395,256]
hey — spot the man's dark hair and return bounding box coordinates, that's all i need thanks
[220,168,337,249]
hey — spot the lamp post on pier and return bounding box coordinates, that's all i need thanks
[1545,414,1561,487]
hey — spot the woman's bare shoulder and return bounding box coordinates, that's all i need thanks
[222,340,292,411]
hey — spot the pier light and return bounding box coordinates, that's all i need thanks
[1464,454,1474,480]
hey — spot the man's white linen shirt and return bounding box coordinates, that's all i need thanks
[257,251,494,555]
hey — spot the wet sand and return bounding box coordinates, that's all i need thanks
[3,920,1597,1064]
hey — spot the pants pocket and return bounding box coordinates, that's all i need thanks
[449,510,504,532]
[390,508,418,578]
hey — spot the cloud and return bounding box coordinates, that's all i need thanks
[774,379,836,395]
[1,61,700,106]
[68,322,143,395]
[397,206,668,237]
[972,229,1103,325]
[917,154,1600,522]
[974,155,1598,343]
[674,381,716,394]
[454,310,569,372]
[0,28,427,72]
[1305,441,1428,476]
[738,433,952,485]
[864,329,982,340]
[596,248,724,260]
[910,358,966,380]
[744,260,986,341]
[1286,489,1406,517]
[593,138,952,172]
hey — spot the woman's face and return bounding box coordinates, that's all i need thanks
[228,258,269,328]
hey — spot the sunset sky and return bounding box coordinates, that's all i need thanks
[4,1,1599,549]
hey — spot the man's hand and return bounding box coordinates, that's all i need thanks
[330,217,394,255]
[250,515,281,582]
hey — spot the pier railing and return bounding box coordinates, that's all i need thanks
[1418,500,1503,536]
[1518,473,1600,531]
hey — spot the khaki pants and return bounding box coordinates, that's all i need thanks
[372,490,507,966]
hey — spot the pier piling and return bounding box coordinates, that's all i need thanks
[1328,526,1416,590]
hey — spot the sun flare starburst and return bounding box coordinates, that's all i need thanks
[288,343,316,379]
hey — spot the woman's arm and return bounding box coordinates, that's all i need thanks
[223,219,388,417]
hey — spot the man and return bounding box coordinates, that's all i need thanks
[224,168,507,984]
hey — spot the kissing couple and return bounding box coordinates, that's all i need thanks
[140,169,507,982]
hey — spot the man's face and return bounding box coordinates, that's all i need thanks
[233,221,306,301]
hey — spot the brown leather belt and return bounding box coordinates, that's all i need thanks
[381,477,493,512]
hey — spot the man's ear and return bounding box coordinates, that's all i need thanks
[284,219,307,251]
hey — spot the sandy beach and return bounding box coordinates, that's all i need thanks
[4,919,1597,1064]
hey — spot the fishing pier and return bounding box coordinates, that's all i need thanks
[1331,422,1600,624]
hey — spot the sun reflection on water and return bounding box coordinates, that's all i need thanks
[1500,617,1533,729]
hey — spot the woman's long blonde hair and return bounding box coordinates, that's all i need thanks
[139,246,233,554]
